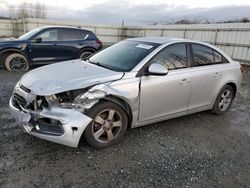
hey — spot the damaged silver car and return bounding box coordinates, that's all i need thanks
[9,37,243,149]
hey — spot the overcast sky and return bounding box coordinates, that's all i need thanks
[0,0,250,24]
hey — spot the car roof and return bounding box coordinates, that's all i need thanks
[38,26,90,31]
[126,37,225,52]
[127,37,189,44]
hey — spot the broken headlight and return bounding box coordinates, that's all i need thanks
[75,90,106,101]
[45,95,58,104]
[44,90,106,112]
[74,90,106,109]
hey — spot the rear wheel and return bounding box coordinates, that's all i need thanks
[212,85,235,115]
[4,53,29,71]
[84,101,128,149]
[79,51,93,60]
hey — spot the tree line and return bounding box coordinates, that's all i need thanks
[9,2,46,19]
[150,17,250,25]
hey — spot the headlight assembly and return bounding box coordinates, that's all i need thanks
[43,90,106,112]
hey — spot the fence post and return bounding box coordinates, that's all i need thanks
[214,29,218,45]
[121,20,125,40]
[10,18,16,37]
[161,29,164,37]
[22,16,26,34]
[183,29,186,39]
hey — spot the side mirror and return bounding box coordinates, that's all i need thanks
[147,63,168,76]
[31,37,42,43]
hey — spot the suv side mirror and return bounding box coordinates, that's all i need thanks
[31,37,42,43]
[147,63,168,76]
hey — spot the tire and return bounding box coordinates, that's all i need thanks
[84,101,128,149]
[211,85,235,115]
[4,53,29,71]
[79,51,93,60]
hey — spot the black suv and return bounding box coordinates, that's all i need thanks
[0,26,102,71]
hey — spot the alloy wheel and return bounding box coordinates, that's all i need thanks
[9,56,27,71]
[91,108,123,143]
[218,89,232,111]
[80,52,93,60]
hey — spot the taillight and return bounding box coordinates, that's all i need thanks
[240,65,244,74]
[96,40,103,46]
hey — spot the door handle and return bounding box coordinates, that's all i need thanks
[180,78,189,84]
[214,72,221,77]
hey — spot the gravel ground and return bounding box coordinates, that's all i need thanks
[0,67,250,188]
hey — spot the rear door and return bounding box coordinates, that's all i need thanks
[139,43,192,122]
[54,28,87,60]
[188,43,229,109]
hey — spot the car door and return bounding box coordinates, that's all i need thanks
[54,28,84,60]
[28,29,62,64]
[139,43,192,122]
[188,43,226,109]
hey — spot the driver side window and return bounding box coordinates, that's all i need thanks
[150,43,187,70]
[36,29,58,41]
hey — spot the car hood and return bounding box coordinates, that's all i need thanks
[0,37,17,42]
[0,38,26,45]
[0,37,17,41]
[20,59,124,95]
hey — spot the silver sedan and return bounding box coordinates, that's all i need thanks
[9,37,243,149]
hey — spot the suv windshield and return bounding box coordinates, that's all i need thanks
[88,40,159,72]
[19,27,43,40]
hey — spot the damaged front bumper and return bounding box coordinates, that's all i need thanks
[9,96,92,147]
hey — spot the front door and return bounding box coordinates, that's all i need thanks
[139,43,192,122]
[28,29,65,64]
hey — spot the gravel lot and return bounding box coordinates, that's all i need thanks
[0,67,250,188]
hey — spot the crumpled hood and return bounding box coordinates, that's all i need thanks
[20,59,124,95]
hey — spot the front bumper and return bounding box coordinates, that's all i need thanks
[9,96,92,147]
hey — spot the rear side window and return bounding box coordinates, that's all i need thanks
[191,44,228,66]
[213,50,229,64]
[192,44,214,66]
[87,31,98,40]
[150,43,187,70]
[58,29,87,40]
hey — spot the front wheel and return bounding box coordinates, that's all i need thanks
[211,85,235,115]
[84,101,128,149]
[4,53,29,71]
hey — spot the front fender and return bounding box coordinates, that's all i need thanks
[0,47,29,61]
[86,77,141,127]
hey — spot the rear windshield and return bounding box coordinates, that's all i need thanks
[88,40,159,72]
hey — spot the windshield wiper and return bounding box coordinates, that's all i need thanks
[86,59,119,71]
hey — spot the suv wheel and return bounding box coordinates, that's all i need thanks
[5,53,29,71]
[84,101,128,149]
[79,51,93,60]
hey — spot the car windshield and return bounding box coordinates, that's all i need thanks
[19,28,43,40]
[88,40,159,72]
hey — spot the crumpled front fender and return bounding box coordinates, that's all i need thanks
[84,76,141,127]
